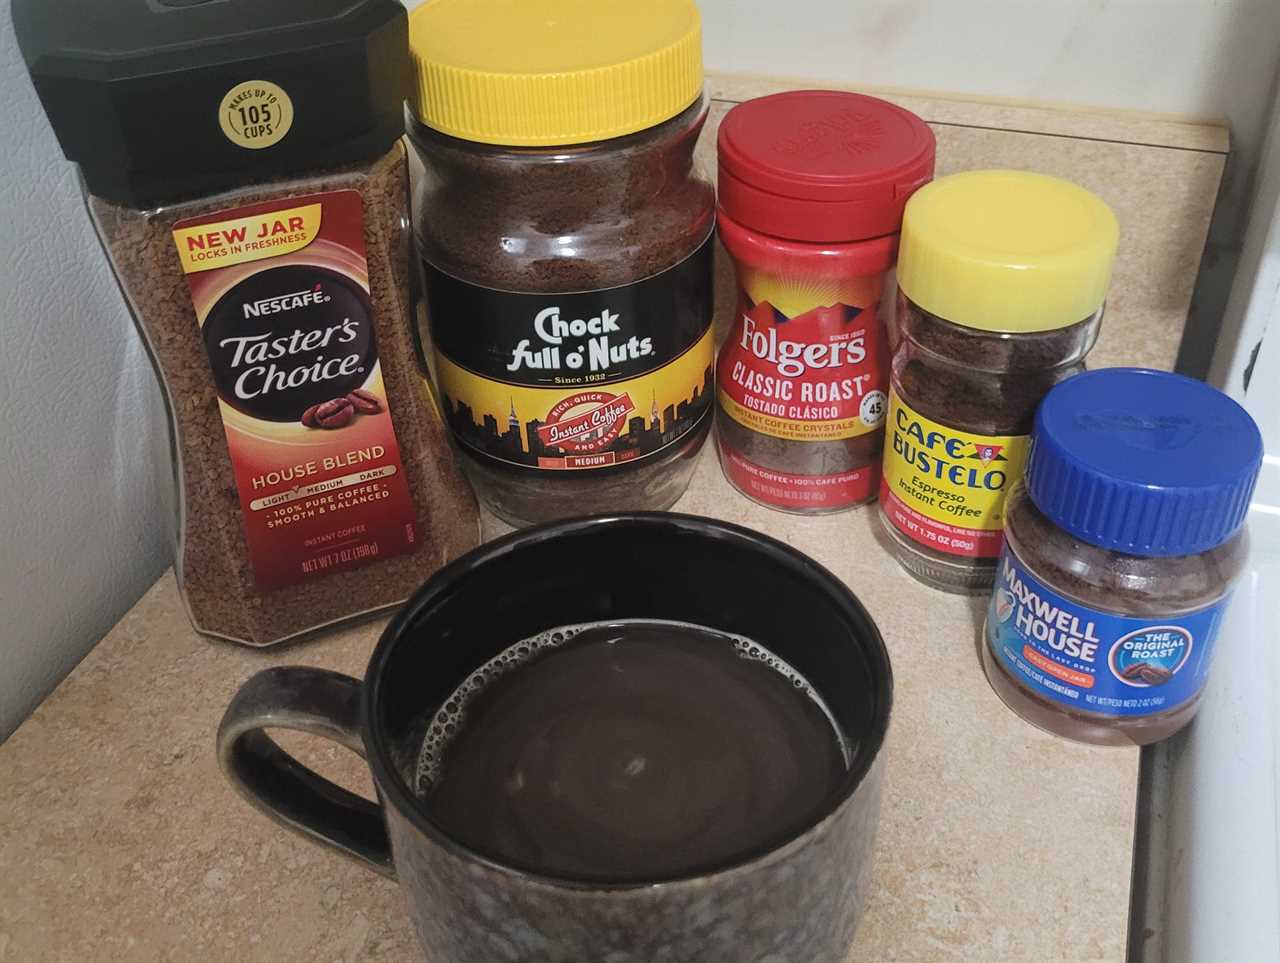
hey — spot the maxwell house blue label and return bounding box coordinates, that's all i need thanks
[986,547,1230,718]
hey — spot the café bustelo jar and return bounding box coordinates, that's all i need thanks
[879,170,1118,593]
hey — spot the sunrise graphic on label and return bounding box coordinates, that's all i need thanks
[717,296,887,443]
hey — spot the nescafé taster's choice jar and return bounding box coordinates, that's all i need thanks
[880,170,1118,593]
[408,0,716,527]
[14,0,480,646]
[983,369,1262,746]
[715,91,935,513]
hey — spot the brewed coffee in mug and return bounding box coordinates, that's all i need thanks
[218,514,893,962]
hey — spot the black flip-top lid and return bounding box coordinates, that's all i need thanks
[14,0,409,206]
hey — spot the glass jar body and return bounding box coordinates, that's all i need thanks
[878,296,1101,592]
[982,485,1248,746]
[409,99,716,527]
[89,144,480,645]
[714,211,898,514]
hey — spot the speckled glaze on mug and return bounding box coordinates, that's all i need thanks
[218,513,893,962]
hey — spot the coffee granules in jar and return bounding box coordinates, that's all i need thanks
[879,170,1118,593]
[407,0,715,527]
[983,368,1262,746]
[16,0,480,645]
[714,91,934,513]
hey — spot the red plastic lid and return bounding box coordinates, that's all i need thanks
[717,90,936,244]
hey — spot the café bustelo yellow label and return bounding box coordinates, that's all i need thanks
[879,390,1030,558]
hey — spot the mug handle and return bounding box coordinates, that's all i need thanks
[216,666,395,879]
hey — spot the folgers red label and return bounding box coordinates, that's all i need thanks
[718,298,888,434]
[715,273,890,510]
[172,190,418,590]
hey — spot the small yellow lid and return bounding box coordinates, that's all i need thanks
[408,0,703,147]
[897,170,1119,333]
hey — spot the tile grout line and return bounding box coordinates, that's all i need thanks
[707,97,1228,156]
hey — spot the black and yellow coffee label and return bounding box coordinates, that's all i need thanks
[425,237,714,471]
[218,80,294,150]
[880,390,1030,558]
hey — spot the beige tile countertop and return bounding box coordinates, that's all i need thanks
[0,78,1228,963]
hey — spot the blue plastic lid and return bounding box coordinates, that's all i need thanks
[1025,368,1263,557]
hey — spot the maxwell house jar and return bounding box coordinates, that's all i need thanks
[984,368,1262,746]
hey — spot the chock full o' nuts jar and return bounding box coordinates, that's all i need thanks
[879,170,1118,593]
[15,0,480,646]
[407,0,716,527]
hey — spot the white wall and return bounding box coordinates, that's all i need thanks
[2,0,1278,737]
[698,0,1280,376]
[1213,57,1280,404]
[701,1,1278,142]
[1,11,173,737]
[1132,87,1280,963]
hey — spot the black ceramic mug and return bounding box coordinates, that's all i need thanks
[217,513,892,962]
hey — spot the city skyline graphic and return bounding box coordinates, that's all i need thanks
[443,364,713,469]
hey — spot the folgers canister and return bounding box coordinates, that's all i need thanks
[714,90,935,513]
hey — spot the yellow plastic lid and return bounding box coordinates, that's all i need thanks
[896,170,1119,333]
[408,0,703,147]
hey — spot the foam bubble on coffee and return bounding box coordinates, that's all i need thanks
[414,619,847,795]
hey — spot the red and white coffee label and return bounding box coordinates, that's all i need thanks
[537,391,637,453]
[173,190,417,590]
[717,300,888,438]
[720,448,878,510]
[715,272,890,509]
